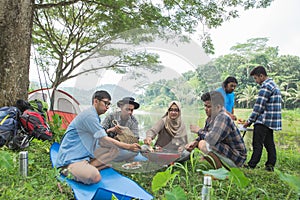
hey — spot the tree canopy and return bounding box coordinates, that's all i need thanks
[32,0,274,90]
[0,0,275,106]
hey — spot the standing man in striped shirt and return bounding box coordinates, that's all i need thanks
[244,66,282,172]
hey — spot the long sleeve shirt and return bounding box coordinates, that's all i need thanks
[146,118,188,151]
[203,109,247,167]
[247,78,282,130]
[56,106,107,168]
[196,117,212,141]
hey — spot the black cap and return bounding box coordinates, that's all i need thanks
[117,97,140,109]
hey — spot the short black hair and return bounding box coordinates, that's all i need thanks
[223,76,238,87]
[201,91,224,107]
[250,66,267,76]
[92,90,111,104]
[201,92,211,102]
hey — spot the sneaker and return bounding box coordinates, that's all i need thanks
[265,165,274,172]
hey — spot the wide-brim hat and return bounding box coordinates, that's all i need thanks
[117,97,140,109]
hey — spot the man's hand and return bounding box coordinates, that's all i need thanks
[243,121,250,128]
[128,143,141,152]
[107,125,123,135]
[178,146,184,153]
[114,125,122,134]
[185,141,198,152]
[190,124,200,133]
[143,137,152,145]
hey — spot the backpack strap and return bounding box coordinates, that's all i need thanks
[0,114,9,125]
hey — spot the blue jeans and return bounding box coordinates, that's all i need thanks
[248,124,276,168]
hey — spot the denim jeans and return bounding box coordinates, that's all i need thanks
[248,124,276,168]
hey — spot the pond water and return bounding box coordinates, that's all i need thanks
[132,110,253,150]
[82,105,297,150]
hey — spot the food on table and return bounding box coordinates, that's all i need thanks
[122,162,142,170]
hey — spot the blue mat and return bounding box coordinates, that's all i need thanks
[50,142,153,200]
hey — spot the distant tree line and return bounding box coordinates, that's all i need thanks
[137,38,300,109]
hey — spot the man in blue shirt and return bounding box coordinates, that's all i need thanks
[56,90,141,184]
[216,76,238,120]
[244,66,282,172]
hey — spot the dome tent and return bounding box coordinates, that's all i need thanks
[28,88,81,129]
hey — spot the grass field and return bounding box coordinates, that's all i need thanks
[0,109,299,199]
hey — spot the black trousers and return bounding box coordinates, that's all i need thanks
[248,124,276,168]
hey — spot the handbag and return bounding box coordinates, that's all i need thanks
[112,120,139,144]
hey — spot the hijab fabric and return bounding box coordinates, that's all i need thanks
[162,101,185,137]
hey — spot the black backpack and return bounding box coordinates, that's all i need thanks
[0,106,30,149]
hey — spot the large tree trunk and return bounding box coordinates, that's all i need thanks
[0,0,33,107]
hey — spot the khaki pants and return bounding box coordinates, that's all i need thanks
[64,160,100,185]
[63,140,120,184]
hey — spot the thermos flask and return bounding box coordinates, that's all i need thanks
[19,151,28,177]
[201,175,212,200]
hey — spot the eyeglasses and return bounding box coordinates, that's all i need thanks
[168,108,179,112]
[125,108,134,112]
[100,100,111,107]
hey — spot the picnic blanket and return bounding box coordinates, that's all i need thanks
[50,142,153,200]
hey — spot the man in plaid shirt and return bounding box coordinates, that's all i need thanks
[244,66,282,172]
[186,91,247,169]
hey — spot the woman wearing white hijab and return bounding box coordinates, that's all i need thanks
[144,101,189,160]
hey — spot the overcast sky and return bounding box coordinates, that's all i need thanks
[209,0,300,57]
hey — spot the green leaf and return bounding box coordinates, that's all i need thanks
[228,168,250,188]
[165,186,187,200]
[202,168,229,180]
[152,168,179,192]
